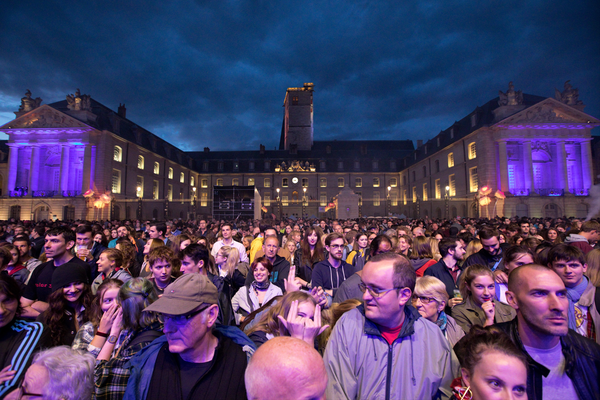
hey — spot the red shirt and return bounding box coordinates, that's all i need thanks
[380,321,404,345]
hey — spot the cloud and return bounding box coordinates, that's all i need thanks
[0,0,598,149]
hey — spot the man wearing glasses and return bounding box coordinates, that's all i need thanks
[123,273,256,400]
[323,253,455,400]
[311,233,354,298]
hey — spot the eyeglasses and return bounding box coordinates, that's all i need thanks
[329,244,345,249]
[412,295,439,304]
[358,282,401,298]
[16,379,43,400]
[163,304,211,324]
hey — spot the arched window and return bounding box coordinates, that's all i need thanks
[153,162,160,174]
[137,155,144,170]
[113,146,122,162]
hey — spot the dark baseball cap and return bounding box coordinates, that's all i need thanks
[143,273,218,315]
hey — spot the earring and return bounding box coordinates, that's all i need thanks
[459,386,472,400]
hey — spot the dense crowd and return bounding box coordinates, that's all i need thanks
[1,215,600,400]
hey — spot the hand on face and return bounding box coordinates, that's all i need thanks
[481,300,495,322]
[277,300,329,346]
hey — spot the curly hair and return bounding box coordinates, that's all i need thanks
[115,239,137,272]
[44,284,94,347]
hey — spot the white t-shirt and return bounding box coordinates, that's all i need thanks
[523,342,578,400]
[574,302,590,338]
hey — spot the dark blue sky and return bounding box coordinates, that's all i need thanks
[1,0,598,151]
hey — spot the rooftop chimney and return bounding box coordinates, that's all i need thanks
[204,147,210,153]
[117,103,126,118]
[260,144,265,154]
[417,140,423,147]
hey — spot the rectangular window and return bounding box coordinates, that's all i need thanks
[423,183,428,201]
[435,179,441,199]
[391,192,398,206]
[320,193,327,206]
[372,160,379,170]
[338,178,344,187]
[390,178,397,187]
[233,162,239,171]
[448,153,454,168]
[137,155,144,170]
[190,176,195,186]
[355,178,362,187]
[153,180,159,200]
[218,162,224,171]
[201,192,207,207]
[203,162,209,172]
[136,176,144,198]
[111,169,121,194]
[423,166,427,178]
[320,178,327,188]
[403,190,407,205]
[469,167,479,192]
[373,192,380,207]
[216,179,223,186]
[113,146,122,162]
[449,174,456,196]
[356,192,362,206]
[248,178,255,186]
[264,193,271,206]
[282,178,289,187]
[469,142,477,160]
[264,178,271,188]
[282,195,289,207]
[153,162,160,174]
[264,161,270,171]
[167,184,173,201]
[168,167,173,179]
[354,160,360,170]
[201,179,208,188]
[435,160,440,173]
[337,161,344,170]
[249,161,255,171]
[373,178,380,187]
[180,172,185,183]
[302,178,308,188]
[232,178,239,186]
[390,160,396,170]
[412,186,417,203]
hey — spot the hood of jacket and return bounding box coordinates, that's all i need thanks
[565,233,589,244]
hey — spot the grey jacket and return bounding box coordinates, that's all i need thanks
[91,269,132,294]
[451,296,515,334]
[324,305,456,400]
[231,283,282,325]
[443,314,465,348]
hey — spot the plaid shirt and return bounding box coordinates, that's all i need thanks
[94,321,163,400]
[72,322,103,357]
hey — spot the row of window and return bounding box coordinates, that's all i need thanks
[205,159,396,173]
[401,168,479,204]
[403,143,477,185]
[114,146,192,184]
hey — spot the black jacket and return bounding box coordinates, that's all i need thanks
[496,318,600,400]
[423,259,462,299]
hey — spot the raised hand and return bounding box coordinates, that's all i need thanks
[110,306,124,335]
[494,270,508,284]
[310,286,328,309]
[98,302,119,334]
[277,300,329,345]
[284,264,302,293]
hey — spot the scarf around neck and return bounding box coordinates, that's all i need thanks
[566,276,588,330]
[252,279,270,291]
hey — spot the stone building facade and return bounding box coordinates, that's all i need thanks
[0,82,597,222]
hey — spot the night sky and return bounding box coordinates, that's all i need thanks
[1,1,598,151]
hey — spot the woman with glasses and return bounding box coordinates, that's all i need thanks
[451,264,516,334]
[412,276,464,347]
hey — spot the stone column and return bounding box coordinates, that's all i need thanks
[580,139,593,190]
[498,141,509,193]
[6,145,19,194]
[523,140,535,194]
[59,145,70,194]
[82,144,92,193]
[28,145,41,193]
[556,140,570,194]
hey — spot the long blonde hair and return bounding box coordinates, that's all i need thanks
[217,246,239,278]
[586,248,600,286]
[247,292,316,337]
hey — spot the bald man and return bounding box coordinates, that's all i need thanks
[498,264,600,400]
[245,337,327,400]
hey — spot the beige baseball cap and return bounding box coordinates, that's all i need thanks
[144,273,218,315]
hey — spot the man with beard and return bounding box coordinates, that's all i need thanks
[462,227,506,270]
[424,237,466,308]
[499,264,600,400]
[311,233,355,298]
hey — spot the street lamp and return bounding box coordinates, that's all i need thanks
[136,186,143,220]
[387,186,391,216]
[302,187,307,218]
[444,185,450,220]
[276,188,281,220]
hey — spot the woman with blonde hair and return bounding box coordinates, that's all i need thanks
[583,249,600,344]
[463,239,482,260]
[452,264,516,334]
[318,298,361,352]
[412,276,464,346]
[214,245,246,293]
[91,249,132,294]
[246,291,327,348]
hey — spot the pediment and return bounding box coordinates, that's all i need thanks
[0,105,92,130]
[496,98,599,128]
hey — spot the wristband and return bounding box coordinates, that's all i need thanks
[96,331,109,338]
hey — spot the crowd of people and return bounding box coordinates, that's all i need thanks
[1,215,600,399]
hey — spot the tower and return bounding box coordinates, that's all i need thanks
[280,83,314,151]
